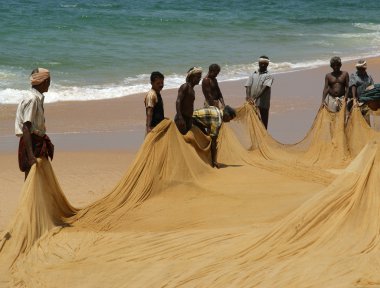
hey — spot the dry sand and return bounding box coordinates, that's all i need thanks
[1,57,380,287]
[1,57,380,232]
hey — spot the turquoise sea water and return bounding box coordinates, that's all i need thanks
[0,0,379,103]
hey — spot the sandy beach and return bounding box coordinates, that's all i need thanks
[3,0,380,285]
[1,57,380,287]
[1,57,380,231]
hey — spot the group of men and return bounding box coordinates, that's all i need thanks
[145,56,274,167]
[322,57,376,122]
[13,57,275,178]
[17,55,377,178]
[145,65,237,168]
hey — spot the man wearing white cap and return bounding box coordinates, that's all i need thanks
[245,55,274,129]
[349,59,375,124]
[349,59,374,102]
[15,68,54,179]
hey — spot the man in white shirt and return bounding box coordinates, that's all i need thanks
[245,56,274,129]
[15,68,54,179]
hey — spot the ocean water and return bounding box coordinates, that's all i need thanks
[0,0,379,104]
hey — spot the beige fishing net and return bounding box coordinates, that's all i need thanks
[1,104,379,287]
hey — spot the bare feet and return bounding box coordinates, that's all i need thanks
[212,161,220,169]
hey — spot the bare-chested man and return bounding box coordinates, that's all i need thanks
[202,64,225,108]
[175,67,202,135]
[322,56,349,112]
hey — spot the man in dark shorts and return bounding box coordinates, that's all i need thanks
[322,56,349,112]
[145,71,165,134]
[175,67,202,134]
[193,105,236,168]
[202,64,225,108]
[245,56,274,129]
[15,68,54,179]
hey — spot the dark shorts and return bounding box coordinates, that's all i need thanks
[258,107,269,129]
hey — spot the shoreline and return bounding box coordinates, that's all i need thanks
[1,56,379,151]
[2,54,380,105]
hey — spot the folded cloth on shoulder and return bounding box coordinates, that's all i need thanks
[360,84,380,103]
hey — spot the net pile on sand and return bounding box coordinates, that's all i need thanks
[1,105,379,287]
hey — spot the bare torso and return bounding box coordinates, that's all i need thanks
[326,71,349,97]
[179,83,195,118]
[202,77,223,106]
